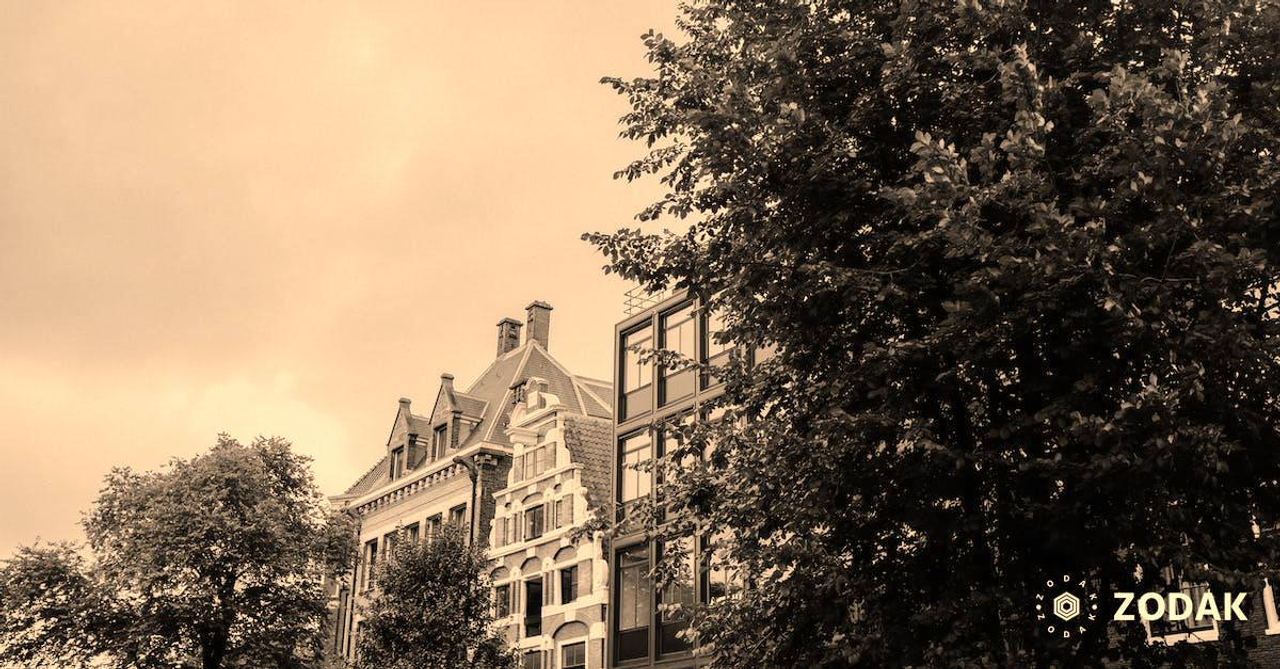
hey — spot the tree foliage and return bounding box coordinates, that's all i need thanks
[589,0,1280,666]
[353,525,515,669]
[0,435,356,669]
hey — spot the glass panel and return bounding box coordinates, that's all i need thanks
[495,584,511,618]
[621,326,653,419]
[622,385,652,421]
[563,642,586,669]
[660,304,696,406]
[617,546,651,630]
[622,326,654,392]
[615,544,651,662]
[526,505,544,540]
[660,537,695,655]
[704,307,730,362]
[522,651,542,669]
[525,578,543,637]
[561,566,577,604]
[619,432,652,506]
[661,369,696,405]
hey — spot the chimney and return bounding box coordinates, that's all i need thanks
[496,318,522,357]
[440,373,455,393]
[398,397,412,413]
[525,301,552,350]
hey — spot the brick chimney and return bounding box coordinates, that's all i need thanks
[496,317,522,357]
[526,301,552,350]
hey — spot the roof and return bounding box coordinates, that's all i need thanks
[341,339,613,497]
[562,414,614,517]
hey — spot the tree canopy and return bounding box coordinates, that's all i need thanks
[589,0,1280,666]
[353,525,515,669]
[0,435,355,669]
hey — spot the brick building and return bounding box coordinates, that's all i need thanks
[327,301,612,664]
[488,375,613,669]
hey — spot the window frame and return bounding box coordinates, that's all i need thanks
[524,575,544,638]
[613,543,652,663]
[658,301,697,407]
[618,430,653,517]
[561,565,578,605]
[619,324,654,420]
[525,504,545,540]
[561,642,586,669]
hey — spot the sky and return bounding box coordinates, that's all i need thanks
[0,1,676,557]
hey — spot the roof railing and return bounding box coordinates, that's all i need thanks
[623,285,670,316]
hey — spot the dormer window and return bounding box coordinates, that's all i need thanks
[433,424,448,459]
[389,447,406,480]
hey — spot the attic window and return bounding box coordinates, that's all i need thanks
[433,425,448,459]
[390,447,405,479]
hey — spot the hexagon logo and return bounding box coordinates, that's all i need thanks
[1053,592,1081,621]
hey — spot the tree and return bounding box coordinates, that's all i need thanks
[588,1,1280,666]
[0,435,356,669]
[353,525,515,669]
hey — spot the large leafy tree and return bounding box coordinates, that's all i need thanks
[353,525,515,669]
[0,435,355,669]
[589,0,1280,666]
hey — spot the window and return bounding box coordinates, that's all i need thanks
[659,302,696,405]
[620,325,653,420]
[659,537,695,655]
[561,565,578,604]
[659,414,694,506]
[562,642,586,669]
[619,431,652,517]
[524,576,543,637]
[520,444,558,481]
[383,532,397,560]
[389,447,405,479]
[449,504,467,529]
[426,514,442,539]
[494,583,511,618]
[555,496,573,528]
[526,505,545,540]
[615,544,651,662]
[522,651,542,669]
[702,307,731,388]
[701,532,743,602]
[433,424,448,459]
[538,444,557,473]
[404,523,419,544]
[362,539,378,591]
[1148,568,1216,640]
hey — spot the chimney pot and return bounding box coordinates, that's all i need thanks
[525,301,553,350]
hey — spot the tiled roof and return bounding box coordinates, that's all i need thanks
[563,415,614,517]
[581,380,613,408]
[344,454,391,496]
[452,392,488,419]
[339,336,613,500]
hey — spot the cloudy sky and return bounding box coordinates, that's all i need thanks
[0,1,674,556]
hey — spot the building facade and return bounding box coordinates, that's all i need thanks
[328,301,613,664]
[607,290,759,669]
[488,376,614,669]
